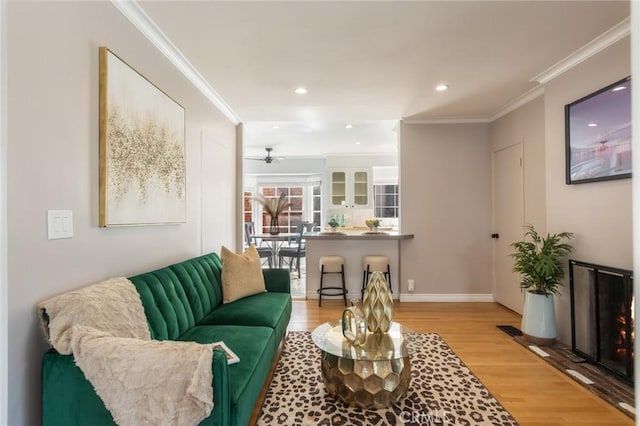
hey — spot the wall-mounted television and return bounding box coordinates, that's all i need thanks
[565,76,631,184]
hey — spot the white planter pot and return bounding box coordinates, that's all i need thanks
[521,291,557,345]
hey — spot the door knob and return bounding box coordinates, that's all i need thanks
[491,233,499,239]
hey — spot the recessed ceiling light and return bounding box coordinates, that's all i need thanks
[435,84,448,92]
[294,87,308,95]
[355,142,361,145]
[588,123,598,127]
[272,125,280,129]
[345,124,353,129]
[612,85,627,92]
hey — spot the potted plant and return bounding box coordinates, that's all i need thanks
[328,217,340,232]
[365,218,380,232]
[510,224,573,345]
[251,192,291,235]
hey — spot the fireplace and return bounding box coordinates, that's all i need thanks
[569,260,634,384]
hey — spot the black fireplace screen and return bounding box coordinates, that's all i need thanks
[569,260,634,384]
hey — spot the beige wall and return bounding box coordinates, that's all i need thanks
[486,37,631,344]
[7,2,236,425]
[545,36,632,344]
[0,0,7,423]
[490,96,546,233]
[399,122,492,297]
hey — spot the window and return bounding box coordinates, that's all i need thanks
[312,184,322,228]
[259,186,304,233]
[243,191,253,223]
[246,175,321,232]
[374,184,399,218]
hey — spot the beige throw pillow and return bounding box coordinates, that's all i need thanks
[221,245,266,303]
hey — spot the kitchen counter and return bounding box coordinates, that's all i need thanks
[305,231,414,241]
[304,231,414,299]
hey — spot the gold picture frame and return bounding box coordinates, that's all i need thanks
[99,47,186,227]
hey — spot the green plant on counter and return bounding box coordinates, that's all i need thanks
[328,218,340,229]
[365,219,380,228]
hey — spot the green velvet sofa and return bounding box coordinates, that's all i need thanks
[41,252,292,426]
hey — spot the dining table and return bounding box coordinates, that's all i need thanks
[250,232,299,266]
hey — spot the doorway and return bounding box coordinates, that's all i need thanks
[493,142,524,314]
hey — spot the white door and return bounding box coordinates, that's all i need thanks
[493,143,524,314]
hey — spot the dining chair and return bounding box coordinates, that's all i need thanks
[244,221,273,267]
[278,221,314,274]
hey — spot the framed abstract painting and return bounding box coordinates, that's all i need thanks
[99,47,186,226]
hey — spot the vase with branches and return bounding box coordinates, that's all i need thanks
[251,192,292,235]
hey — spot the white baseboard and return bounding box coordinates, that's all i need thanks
[399,293,495,302]
[305,292,494,302]
[305,294,401,301]
[306,293,368,300]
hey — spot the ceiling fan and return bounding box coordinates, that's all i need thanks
[247,147,283,164]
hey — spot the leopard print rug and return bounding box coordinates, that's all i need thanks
[257,331,518,426]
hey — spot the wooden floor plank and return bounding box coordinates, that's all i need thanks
[250,300,633,425]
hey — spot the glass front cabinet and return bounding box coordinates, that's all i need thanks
[331,171,346,206]
[329,168,371,209]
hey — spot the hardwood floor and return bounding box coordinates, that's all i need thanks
[251,300,633,425]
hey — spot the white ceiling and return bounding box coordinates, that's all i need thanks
[139,1,629,158]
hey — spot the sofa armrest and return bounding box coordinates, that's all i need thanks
[210,350,231,425]
[42,350,115,425]
[43,349,232,426]
[262,268,291,293]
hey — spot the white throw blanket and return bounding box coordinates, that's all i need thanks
[38,277,215,426]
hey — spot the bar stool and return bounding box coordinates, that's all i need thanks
[361,255,392,299]
[318,255,348,307]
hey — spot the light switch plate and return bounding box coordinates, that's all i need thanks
[48,210,73,240]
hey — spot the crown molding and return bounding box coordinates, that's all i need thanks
[489,86,545,122]
[531,17,630,85]
[402,116,492,125]
[110,0,242,125]
[324,152,397,158]
[111,3,628,128]
[398,293,495,303]
[403,85,543,125]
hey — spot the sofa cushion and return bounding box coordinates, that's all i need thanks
[261,268,291,293]
[169,253,223,319]
[199,292,291,348]
[178,325,275,426]
[221,246,266,303]
[130,253,223,340]
[130,267,196,340]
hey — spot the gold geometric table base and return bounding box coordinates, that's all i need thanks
[320,351,412,409]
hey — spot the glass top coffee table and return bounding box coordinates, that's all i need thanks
[311,320,418,409]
